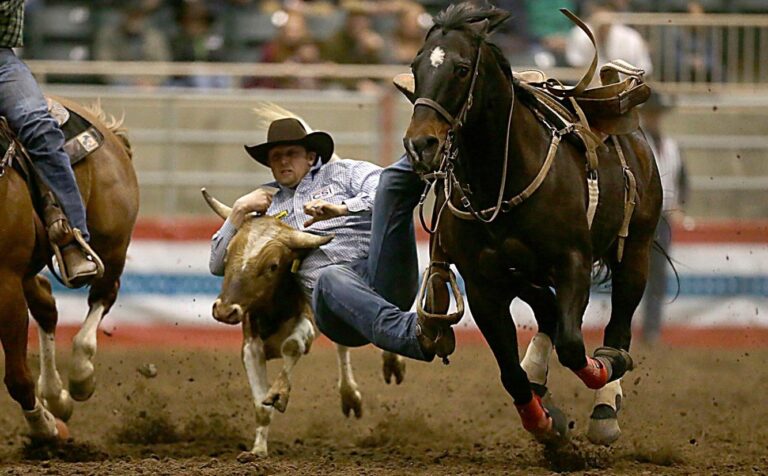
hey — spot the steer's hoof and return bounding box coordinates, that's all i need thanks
[340,388,363,418]
[262,391,290,413]
[587,405,621,446]
[237,450,264,463]
[69,375,96,402]
[382,353,406,385]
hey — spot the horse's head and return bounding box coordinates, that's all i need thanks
[401,3,511,175]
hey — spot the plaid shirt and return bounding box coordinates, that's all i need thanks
[210,158,382,294]
[0,0,24,48]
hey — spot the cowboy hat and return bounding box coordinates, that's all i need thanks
[245,118,334,166]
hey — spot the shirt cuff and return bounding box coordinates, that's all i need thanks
[342,196,369,214]
[216,217,238,241]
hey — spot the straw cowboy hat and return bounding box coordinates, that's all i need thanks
[245,118,334,166]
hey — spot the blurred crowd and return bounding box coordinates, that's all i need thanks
[19,0,763,89]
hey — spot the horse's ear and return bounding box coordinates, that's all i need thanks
[393,73,416,104]
[467,18,490,37]
[487,11,512,34]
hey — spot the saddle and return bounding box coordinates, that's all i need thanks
[0,97,106,287]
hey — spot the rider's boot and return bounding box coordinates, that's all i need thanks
[416,315,456,364]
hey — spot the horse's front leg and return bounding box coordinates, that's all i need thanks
[553,251,633,390]
[262,317,314,413]
[465,281,567,443]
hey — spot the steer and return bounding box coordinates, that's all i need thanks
[202,189,404,459]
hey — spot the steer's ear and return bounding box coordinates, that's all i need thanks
[393,73,416,104]
[283,229,334,250]
[201,188,232,220]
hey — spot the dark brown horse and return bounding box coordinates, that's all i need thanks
[400,4,661,444]
[0,97,138,441]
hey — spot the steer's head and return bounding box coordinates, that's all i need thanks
[202,189,333,325]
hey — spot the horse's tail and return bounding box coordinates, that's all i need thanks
[85,99,133,160]
[251,102,341,161]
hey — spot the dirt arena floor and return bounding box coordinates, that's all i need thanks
[1,336,767,475]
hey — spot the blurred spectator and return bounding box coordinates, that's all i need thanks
[671,1,717,81]
[639,93,689,345]
[94,1,171,87]
[321,7,384,64]
[525,0,577,67]
[566,1,653,77]
[169,0,230,88]
[385,2,430,64]
[244,11,322,89]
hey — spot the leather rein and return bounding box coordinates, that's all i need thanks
[415,40,571,230]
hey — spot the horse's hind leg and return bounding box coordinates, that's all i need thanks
[465,282,567,443]
[587,239,652,445]
[69,247,125,401]
[24,275,74,421]
[0,273,64,441]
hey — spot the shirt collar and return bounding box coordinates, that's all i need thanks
[277,159,323,193]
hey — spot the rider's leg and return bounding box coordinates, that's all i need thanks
[0,49,89,240]
[313,262,433,362]
[0,48,98,284]
[366,155,423,309]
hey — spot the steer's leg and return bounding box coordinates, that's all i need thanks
[381,350,406,385]
[262,317,314,413]
[241,332,272,458]
[335,344,363,418]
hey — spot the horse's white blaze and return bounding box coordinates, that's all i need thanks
[520,332,553,386]
[430,47,445,68]
[71,302,106,382]
[243,336,271,456]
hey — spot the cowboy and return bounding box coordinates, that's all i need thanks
[1,0,101,286]
[209,118,443,360]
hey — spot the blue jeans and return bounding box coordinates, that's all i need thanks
[0,48,89,241]
[313,155,428,360]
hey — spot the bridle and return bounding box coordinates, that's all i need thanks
[413,35,568,229]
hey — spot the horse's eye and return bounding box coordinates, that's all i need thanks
[456,65,471,78]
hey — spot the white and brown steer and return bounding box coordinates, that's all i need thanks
[202,189,405,459]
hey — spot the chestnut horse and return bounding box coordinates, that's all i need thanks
[0,97,138,441]
[401,4,661,445]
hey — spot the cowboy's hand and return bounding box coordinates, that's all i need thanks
[231,188,275,227]
[303,199,348,227]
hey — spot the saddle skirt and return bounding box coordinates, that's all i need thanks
[0,97,105,178]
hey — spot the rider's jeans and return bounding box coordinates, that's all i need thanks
[313,156,429,360]
[0,48,89,241]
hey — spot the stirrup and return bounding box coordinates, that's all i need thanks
[51,228,105,288]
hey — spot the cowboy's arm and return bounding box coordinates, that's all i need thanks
[209,219,236,276]
[341,160,382,214]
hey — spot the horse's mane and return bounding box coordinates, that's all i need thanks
[84,99,132,159]
[431,2,514,83]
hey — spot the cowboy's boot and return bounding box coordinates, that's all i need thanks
[43,193,103,288]
[416,316,456,364]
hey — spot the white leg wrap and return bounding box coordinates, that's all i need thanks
[71,303,106,382]
[521,333,553,386]
[23,398,58,440]
[593,379,623,410]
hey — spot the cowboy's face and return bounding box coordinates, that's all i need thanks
[267,145,316,188]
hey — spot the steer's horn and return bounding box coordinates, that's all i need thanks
[201,188,232,219]
[282,229,334,250]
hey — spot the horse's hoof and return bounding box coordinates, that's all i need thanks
[69,375,96,402]
[262,391,289,413]
[382,353,406,385]
[540,395,569,444]
[42,390,74,423]
[340,388,363,419]
[587,405,621,445]
[594,347,634,382]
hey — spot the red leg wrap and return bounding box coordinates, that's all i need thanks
[574,356,609,389]
[515,393,553,435]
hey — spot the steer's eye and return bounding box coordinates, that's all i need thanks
[269,263,279,273]
[456,65,471,78]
